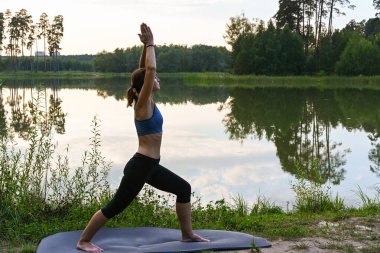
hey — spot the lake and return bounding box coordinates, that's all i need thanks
[1,77,379,209]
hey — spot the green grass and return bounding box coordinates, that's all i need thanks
[355,185,380,212]
[2,71,380,89]
[291,178,345,213]
[181,72,380,89]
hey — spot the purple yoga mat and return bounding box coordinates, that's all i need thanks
[37,227,271,253]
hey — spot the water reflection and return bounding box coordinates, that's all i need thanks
[0,86,66,140]
[222,88,380,180]
[369,133,380,177]
[221,88,352,184]
[2,78,380,189]
[3,77,230,105]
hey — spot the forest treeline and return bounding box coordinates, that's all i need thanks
[0,9,64,71]
[93,45,231,73]
[225,0,380,75]
[0,54,94,72]
[0,45,231,73]
[227,17,380,75]
[1,1,380,75]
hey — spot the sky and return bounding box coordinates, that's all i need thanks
[2,0,377,55]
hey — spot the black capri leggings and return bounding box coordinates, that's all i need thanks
[101,153,191,219]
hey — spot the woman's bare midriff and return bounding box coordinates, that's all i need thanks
[137,133,162,159]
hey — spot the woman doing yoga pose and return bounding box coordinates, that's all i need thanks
[76,23,209,253]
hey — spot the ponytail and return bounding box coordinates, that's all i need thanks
[127,68,146,107]
[127,87,138,107]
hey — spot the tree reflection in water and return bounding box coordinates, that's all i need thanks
[368,133,380,177]
[0,96,8,139]
[0,86,66,140]
[220,88,359,185]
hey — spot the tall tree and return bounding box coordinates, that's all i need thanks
[27,24,36,56]
[326,0,355,37]
[3,10,11,54]
[223,13,255,47]
[27,24,37,70]
[4,10,13,59]
[303,0,316,54]
[274,0,302,33]
[315,0,327,52]
[34,22,41,71]
[276,0,316,55]
[47,15,63,56]
[38,13,49,70]
[7,14,21,70]
[47,15,64,71]
[16,9,32,57]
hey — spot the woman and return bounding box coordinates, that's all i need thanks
[77,23,209,253]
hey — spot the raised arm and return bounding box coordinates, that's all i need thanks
[139,46,146,68]
[135,23,156,109]
[138,23,154,68]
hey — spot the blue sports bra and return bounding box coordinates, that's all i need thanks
[135,103,163,136]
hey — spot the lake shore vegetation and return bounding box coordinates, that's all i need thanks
[2,72,380,90]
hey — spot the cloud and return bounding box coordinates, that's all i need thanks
[223,164,284,186]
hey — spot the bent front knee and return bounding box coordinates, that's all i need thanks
[177,181,191,203]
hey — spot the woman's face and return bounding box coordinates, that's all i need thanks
[153,75,160,91]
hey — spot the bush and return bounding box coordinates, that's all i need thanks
[336,36,380,75]
[291,178,345,213]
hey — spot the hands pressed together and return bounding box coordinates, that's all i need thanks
[138,23,154,46]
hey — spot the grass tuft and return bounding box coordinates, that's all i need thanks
[355,185,380,212]
[251,195,284,215]
[291,177,345,213]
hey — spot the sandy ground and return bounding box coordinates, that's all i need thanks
[220,216,380,253]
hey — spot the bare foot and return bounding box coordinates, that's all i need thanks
[181,233,210,242]
[77,241,104,253]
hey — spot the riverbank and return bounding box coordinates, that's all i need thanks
[0,71,129,79]
[261,215,380,253]
[1,71,380,89]
[230,214,380,253]
[1,205,379,253]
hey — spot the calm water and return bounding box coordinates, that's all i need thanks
[1,77,380,208]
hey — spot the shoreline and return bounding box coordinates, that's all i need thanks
[1,71,380,89]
